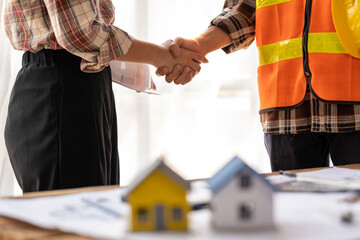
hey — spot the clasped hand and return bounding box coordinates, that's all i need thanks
[157,38,208,85]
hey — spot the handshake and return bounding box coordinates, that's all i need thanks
[111,36,210,93]
[155,37,209,86]
[118,26,230,87]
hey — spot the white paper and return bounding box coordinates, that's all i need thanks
[0,189,130,240]
[109,61,158,94]
[298,167,360,180]
[267,167,360,192]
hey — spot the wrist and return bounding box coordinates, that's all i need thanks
[152,46,173,69]
[195,26,232,55]
[193,37,209,56]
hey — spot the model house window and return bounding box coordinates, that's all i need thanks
[137,208,147,223]
[239,202,255,220]
[239,173,251,188]
[172,207,183,221]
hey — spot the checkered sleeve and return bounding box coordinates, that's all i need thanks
[43,0,133,72]
[211,0,256,53]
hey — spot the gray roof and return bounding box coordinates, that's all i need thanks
[122,158,191,201]
[207,156,276,193]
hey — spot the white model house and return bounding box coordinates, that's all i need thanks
[207,156,275,230]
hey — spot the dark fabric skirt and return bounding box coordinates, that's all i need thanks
[5,49,119,192]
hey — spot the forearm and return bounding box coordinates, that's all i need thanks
[116,39,171,68]
[118,39,202,73]
[210,0,256,53]
[194,26,232,55]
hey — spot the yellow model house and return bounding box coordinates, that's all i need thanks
[122,158,191,231]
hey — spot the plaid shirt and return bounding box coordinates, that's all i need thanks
[211,0,360,134]
[4,0,132,72]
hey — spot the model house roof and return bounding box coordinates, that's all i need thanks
[207,156,276,193]
[122,158,191,201]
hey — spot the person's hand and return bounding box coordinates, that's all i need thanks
[155,39,206,85]
[157,37,208,85]
[155,39,180,77]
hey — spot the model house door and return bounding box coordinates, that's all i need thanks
[155,204,165,230]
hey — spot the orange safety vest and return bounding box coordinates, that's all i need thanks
[256,0,360,112]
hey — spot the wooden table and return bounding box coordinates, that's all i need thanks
[0,164,359,240]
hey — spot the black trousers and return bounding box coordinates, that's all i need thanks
[265,132,360,171]
[5,49,119,192]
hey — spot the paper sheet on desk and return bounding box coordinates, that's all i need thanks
[110,61,158,94]
[0,189,129,240]
[268,167,360,192]
[298,167,360,180]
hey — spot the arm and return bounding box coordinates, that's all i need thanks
[44,0,133,72]
[44,0,205,73]
[116,39,206,73]
[194,26,233,56]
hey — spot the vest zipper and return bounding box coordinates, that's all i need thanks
[303,0,313,85]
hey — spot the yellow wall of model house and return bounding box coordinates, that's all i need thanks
[128,169,190,231]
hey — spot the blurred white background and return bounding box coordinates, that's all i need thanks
[0,0,270,196]
[112,0,270,185]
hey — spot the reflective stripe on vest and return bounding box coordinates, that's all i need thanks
[257,0,292,9]
[255,0,360,112]
[259,33,347,66]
